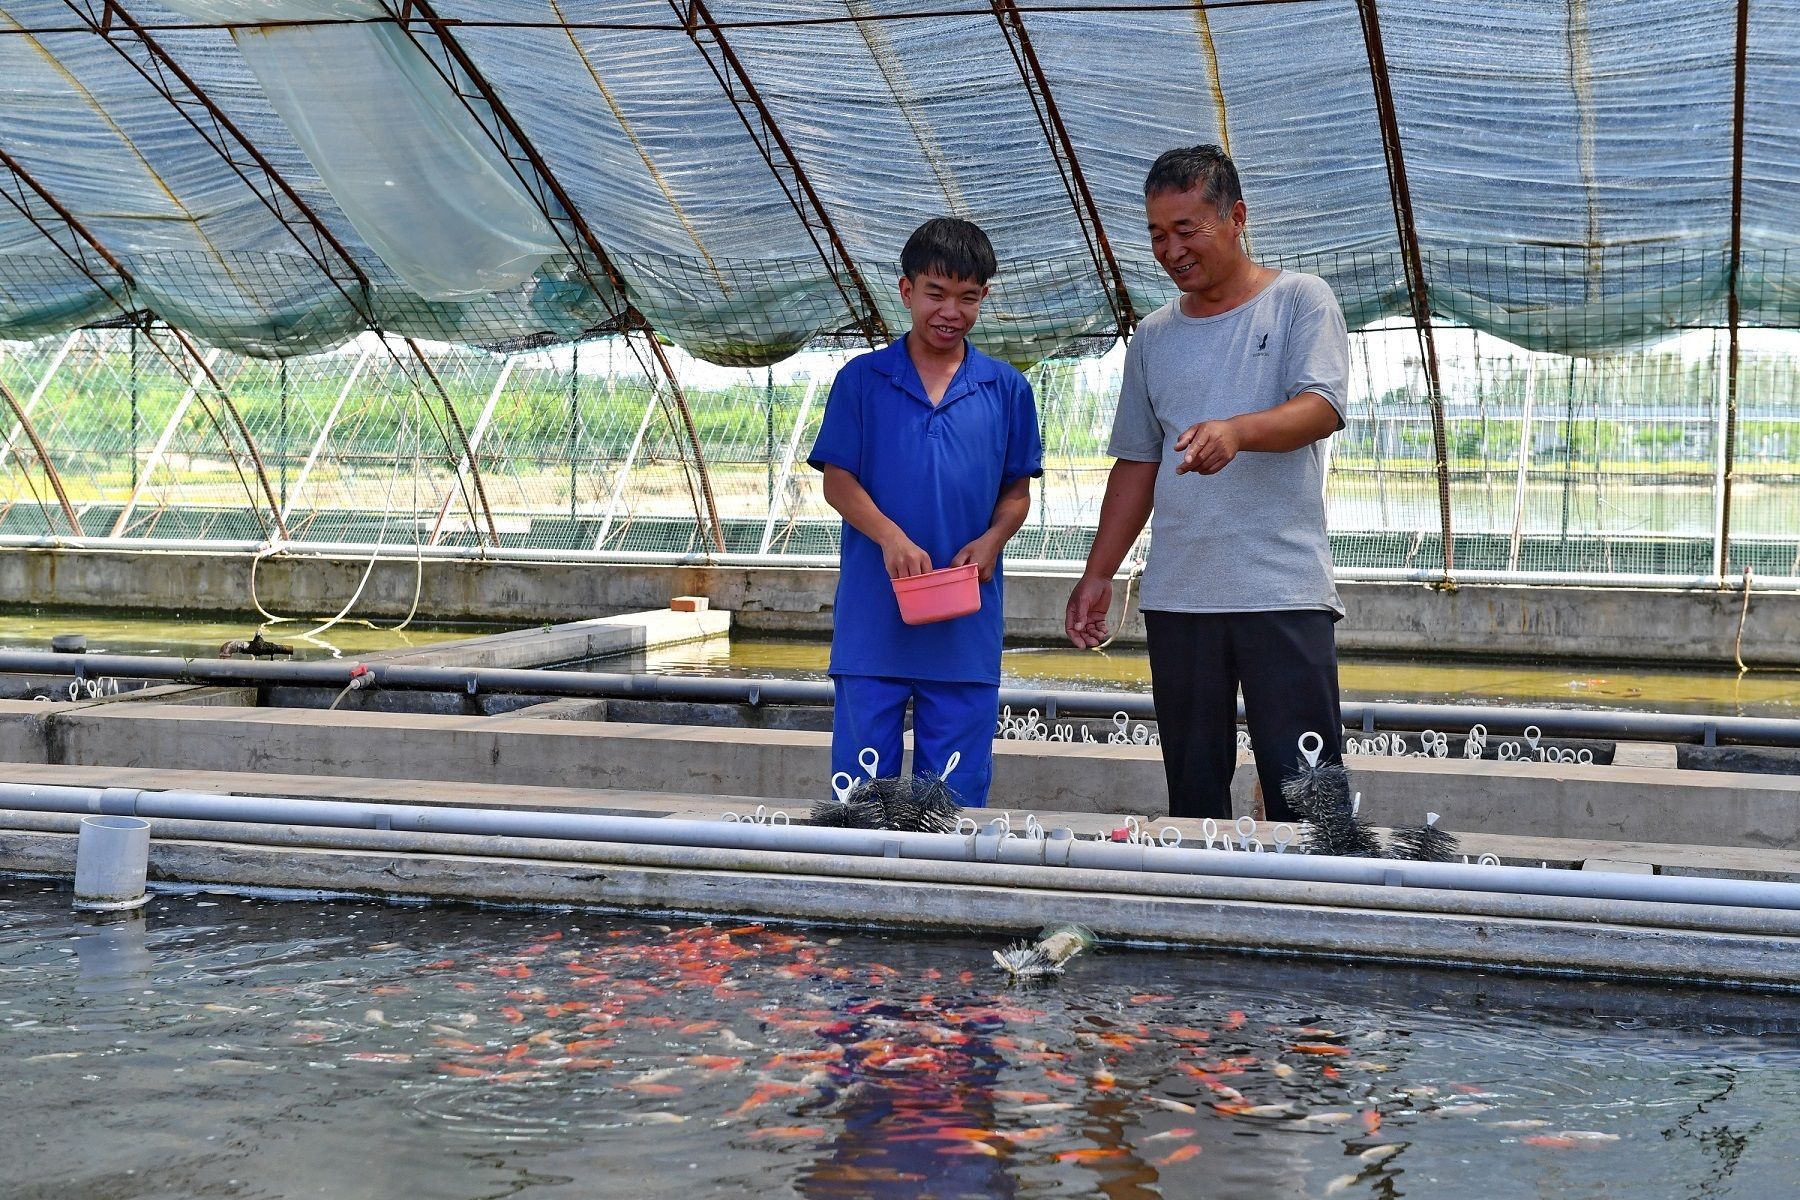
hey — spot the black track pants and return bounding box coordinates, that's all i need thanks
[1143,608,1344,821]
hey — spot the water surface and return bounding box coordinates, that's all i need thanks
[4,878,1799,1198]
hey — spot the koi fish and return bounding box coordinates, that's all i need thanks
[624,1082,683,1096]
[1291,1043,1351,1057]
[1143,1128,1196,1142]
[344,1052,413,1064]
[1054,1147,1128,1163]
[993,1089,1051,1104]
[732,1082,807,1115]
[437,1062,490,1078]
[1146,1097,1197,1114]
[1360,1144,1401,1164]
[1156,1144,1202,1166]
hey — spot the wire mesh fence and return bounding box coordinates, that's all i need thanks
[1,294,1796,586]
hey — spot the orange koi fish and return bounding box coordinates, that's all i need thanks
[992,1090,1050,1104]
[1156,1144,1202,1166]
[1292,1043,1351,1057]
[1055,1148,1128,1163]
[437,1062,491,1078]
[732,1082,807,1115]
[624,1082,683,1097]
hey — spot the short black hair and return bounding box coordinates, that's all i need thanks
[900,217,998,285]
[1143,145,1242,216]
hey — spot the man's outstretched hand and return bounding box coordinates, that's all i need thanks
[1065,574,1114,648]
[1174,419,1240,475]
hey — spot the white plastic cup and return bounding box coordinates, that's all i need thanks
[73,815,151,911]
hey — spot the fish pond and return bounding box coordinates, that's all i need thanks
[4,876,1799,1199]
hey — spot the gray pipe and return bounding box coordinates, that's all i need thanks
[4,780,1800,914]
[4,649,1799,746]
[9,806,1800,940]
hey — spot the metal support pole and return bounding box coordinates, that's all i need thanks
[1355,0,1453,584]
[1718,0,1751,579]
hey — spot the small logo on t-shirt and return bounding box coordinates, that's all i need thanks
[1254,332,1270,355]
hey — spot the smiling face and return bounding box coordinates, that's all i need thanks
[1146,186,1249,300]
[899,270,989,354]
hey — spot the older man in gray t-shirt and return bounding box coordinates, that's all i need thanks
[1067,145,1349,821]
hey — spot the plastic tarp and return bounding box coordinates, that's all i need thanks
[0,0,1796,362]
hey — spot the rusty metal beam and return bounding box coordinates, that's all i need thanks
[405,340,501,549]
[392,0,726,552]
[672,0,889,346]
[0,139,290,539]
[1354,0,1453,583]
[62,0,373,316]
[989,0,1136,337]
[1718,0,1750,580]
[56,1,509,542]
[0,375,82,535]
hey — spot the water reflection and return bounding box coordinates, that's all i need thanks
[70,910,154,994]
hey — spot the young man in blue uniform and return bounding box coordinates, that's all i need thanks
[808,218,1043,807]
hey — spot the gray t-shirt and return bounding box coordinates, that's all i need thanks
[1107,270,1348,615]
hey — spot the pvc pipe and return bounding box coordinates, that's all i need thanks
[3,535,1794,591]
[9,806,1800,941]
[5,648,1799,746]
[7,781,1800,914]
[72,814,150,911]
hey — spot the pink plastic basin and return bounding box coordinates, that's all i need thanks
[892,562,981,625]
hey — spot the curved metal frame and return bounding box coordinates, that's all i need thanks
[988,0,1136,337]
[0,140,288,539]
[673,0,890,346]
[0,375,81,534]
[57,0,503,545]
[392,0,727,552]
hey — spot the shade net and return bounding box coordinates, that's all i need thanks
[0,2,1796,582]
[0,0,1793,361]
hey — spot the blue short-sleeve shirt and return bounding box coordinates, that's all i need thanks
[809,337,1043,685]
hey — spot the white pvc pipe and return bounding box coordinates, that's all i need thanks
[72,814,150,911]
[11,806,1800,941]
[6,782,1800,914]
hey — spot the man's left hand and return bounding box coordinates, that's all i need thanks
[951,535,1001,582]
[1174,419,1241,475]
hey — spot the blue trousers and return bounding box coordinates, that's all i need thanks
[830,674,999,808]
